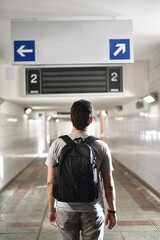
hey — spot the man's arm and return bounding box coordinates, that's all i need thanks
[47,167,57,226]
[102,171,117,229]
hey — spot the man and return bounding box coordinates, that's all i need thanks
[46,99,117,240]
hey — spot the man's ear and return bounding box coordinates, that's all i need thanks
[70,115,74,123]
[89,115,94,123]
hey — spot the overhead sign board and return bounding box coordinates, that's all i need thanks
[11,20,133,65]
[25,66,123,94]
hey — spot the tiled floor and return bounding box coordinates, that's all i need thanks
[0,157,160,240]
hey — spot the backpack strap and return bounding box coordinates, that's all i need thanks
[59,135,99,145]
[83,136,99,144]
[59,135,74,145]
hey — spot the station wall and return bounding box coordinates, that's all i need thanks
[107,100,160,195]
[0,101,47,189]
[106,53,160,196]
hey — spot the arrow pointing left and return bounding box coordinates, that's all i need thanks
[14,40,35,62]
[17,45,33,57]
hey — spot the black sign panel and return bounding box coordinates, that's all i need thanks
[108,67,123,92]
[26,69,41,94]
[25,66,123,94]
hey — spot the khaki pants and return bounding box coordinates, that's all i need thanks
[56,210,105,240]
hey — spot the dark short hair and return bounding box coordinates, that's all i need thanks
[71,99,93,130]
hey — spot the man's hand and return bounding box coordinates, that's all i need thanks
[106,212,117,229]
[48,211,57,227]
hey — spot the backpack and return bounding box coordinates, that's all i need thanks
[53,135,99,202]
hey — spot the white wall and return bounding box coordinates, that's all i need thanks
[0,20,11,64]
[124,60,148,97]
[149,48,160,93]
[106,54,160,195]
[106,102,160,195]
[0,100,23,116]
[0,65,24,100]
[0,101,46,189]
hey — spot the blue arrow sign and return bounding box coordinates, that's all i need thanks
[14,40,35,61]
[109,39,130,60]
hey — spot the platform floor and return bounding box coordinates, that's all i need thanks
[0,157,160,240]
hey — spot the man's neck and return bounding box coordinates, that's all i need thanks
[71,127,87,134]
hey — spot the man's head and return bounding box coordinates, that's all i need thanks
[71,99,93,130]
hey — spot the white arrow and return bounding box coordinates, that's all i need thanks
[17,45,33,57]
[113,43,126,56]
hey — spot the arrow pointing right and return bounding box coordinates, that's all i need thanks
[113,43,126,56]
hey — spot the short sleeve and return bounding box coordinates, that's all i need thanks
[100,143,113,173]
[45,138,66,167]
[91,139,113,173]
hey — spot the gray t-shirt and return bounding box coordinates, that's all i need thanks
[45,133,113,212]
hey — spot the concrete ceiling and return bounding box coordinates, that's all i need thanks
[0,0,160,112]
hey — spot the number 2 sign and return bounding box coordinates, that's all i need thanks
[26,69,41,94]
[108,67,123,92]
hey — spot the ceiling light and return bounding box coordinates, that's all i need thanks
[47,115,52,121]
[143,93,158,103]
[24,108,32,114]
[101,110,108,117]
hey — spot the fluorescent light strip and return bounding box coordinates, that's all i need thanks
[143,95,156,103]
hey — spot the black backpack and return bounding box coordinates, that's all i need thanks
[53,135,99,202]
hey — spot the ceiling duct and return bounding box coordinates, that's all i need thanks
[136,98,144,109]
[57,112,70,115]
[115,105,123,111]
